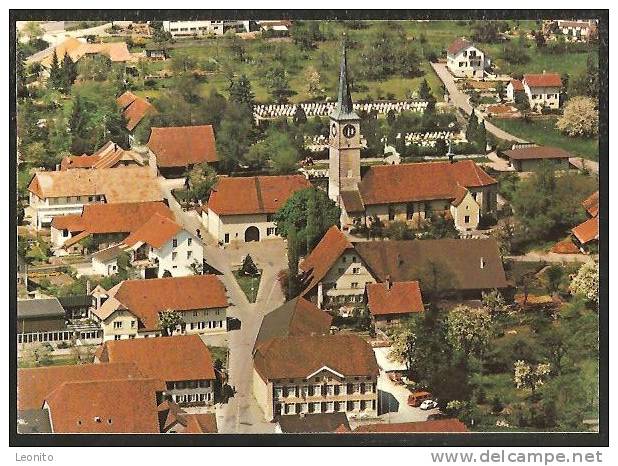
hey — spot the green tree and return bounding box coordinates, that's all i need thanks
[216,104,253,172]
[77,54,112,81]
[61,53,78,92]
[186,163,218,203]
[47,50,64,90]
[265,65,293,103]
[418,79,432,100]
[465,112,478,143]
[170,52,198,73]
[240,254,259,276]
[159,310,184,336]
[274,187,341,254]
[293,105,307,126]
[228,74,255,107]
[446,305,493,359]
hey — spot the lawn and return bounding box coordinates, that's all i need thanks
[232,270,262,303]
[491,117,599,161]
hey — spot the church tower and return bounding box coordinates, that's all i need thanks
[328,38,361,203]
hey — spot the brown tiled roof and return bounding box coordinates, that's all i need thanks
[510,79,524,91]
[358,161,496,206]
[254,297,333,350]
[551,238,580,254]
[182,413,218,433]
[278,413,351,433]
[45,378,165,433]
[300,226,353,295]
[122,213,183,249]
[106,275,228,331]
[51,201,173,235]
[18,363,143,410]
[582,191,599,217]
[502,146,572,161]
[208,175,311,216]
[366,281,424,317]
[571,216,599,244]
[523,73,562,88]
[60,141,144,170]
[447,37,474,56]
[28,166,162,203]
[451,186,470,207]
[253,334,379,381]
[39,40,135,68]
[355,238,508,291]
[353,419,469,433]
[340,189,364,213]
[147,125,218,167]
[97,335,216,382]
[116,91,155,131]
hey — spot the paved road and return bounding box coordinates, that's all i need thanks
[506,252,596,264]
[212,240,287,433]
[431,63,527,144]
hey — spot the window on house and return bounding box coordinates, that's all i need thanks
[188,237,192,246]
[464,215,470,223]
[351,282,359,289]
[352,267,360,274]
[113,321,122,329]
[224,234,230,244]
[172,239,178,248]
[114,335,121,340]
[388,206,396,221]
[130,320,135,328]
[172,252,177,261]
[187,251,192,259]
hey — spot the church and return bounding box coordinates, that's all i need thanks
[327,42,498,233]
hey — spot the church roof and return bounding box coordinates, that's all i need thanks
[330,38,359,121]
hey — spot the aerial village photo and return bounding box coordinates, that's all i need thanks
[12,12,605,442]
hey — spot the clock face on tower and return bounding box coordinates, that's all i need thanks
[342,124,356,139]
[331,123,338,137]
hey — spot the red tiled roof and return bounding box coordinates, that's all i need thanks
[182,413,218,433]
[571,216,599,245]
[510,79,524,91]
[254,334,379,381]
[116,91,155,131]
[53,201,173,235]
[502,146,572,160]
[208,175,312,216]
[300,226,353,296]
[358,161,496,206]
[61,142,145,170]
[582,191,599,218]
[97,335,216,382]
[45,378,165,433]
[366,281,424,317]
[523,73,562,88]
[18,363,143,410]
[122,213,183,249]
[447,37,474,56]
[110,275,229,331]
[551,238,580,254]
[353,419,469,433]
[147,125,218,167]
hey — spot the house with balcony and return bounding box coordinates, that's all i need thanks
[27,166,162,230]
[446,37,490,79]
[253,334,379,422]
[90,275,229,341]
[95,334,217,406]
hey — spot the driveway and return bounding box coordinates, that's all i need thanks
[431,63,527,144]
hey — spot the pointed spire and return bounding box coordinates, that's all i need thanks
[331,34,359,120]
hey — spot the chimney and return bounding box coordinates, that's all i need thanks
[480,257,486,269]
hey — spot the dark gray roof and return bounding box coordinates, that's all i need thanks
[17,298,65,319]
[17,409,52,434]
[92,245,122,263]
[330,39,360,121]
[277,413,350,433]
[58,294,91,309]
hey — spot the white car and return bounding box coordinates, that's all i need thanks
[419,399,438,410]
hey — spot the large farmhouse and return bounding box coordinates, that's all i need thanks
[300,226,508,310]
[446,37,489,78]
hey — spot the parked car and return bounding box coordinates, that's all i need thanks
[407,391,432,408]
[420,399,438,410]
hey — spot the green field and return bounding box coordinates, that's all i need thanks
[232,270,262,303]
[491,117,599,161]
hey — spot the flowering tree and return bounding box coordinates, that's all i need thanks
[569,260,599,307]
[556,96,598,137]
[513,360,551,392]
[481,290,509,317]
[159,309,184,336]
[446,305,493,358]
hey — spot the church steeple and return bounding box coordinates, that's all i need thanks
[331,36,359,120]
